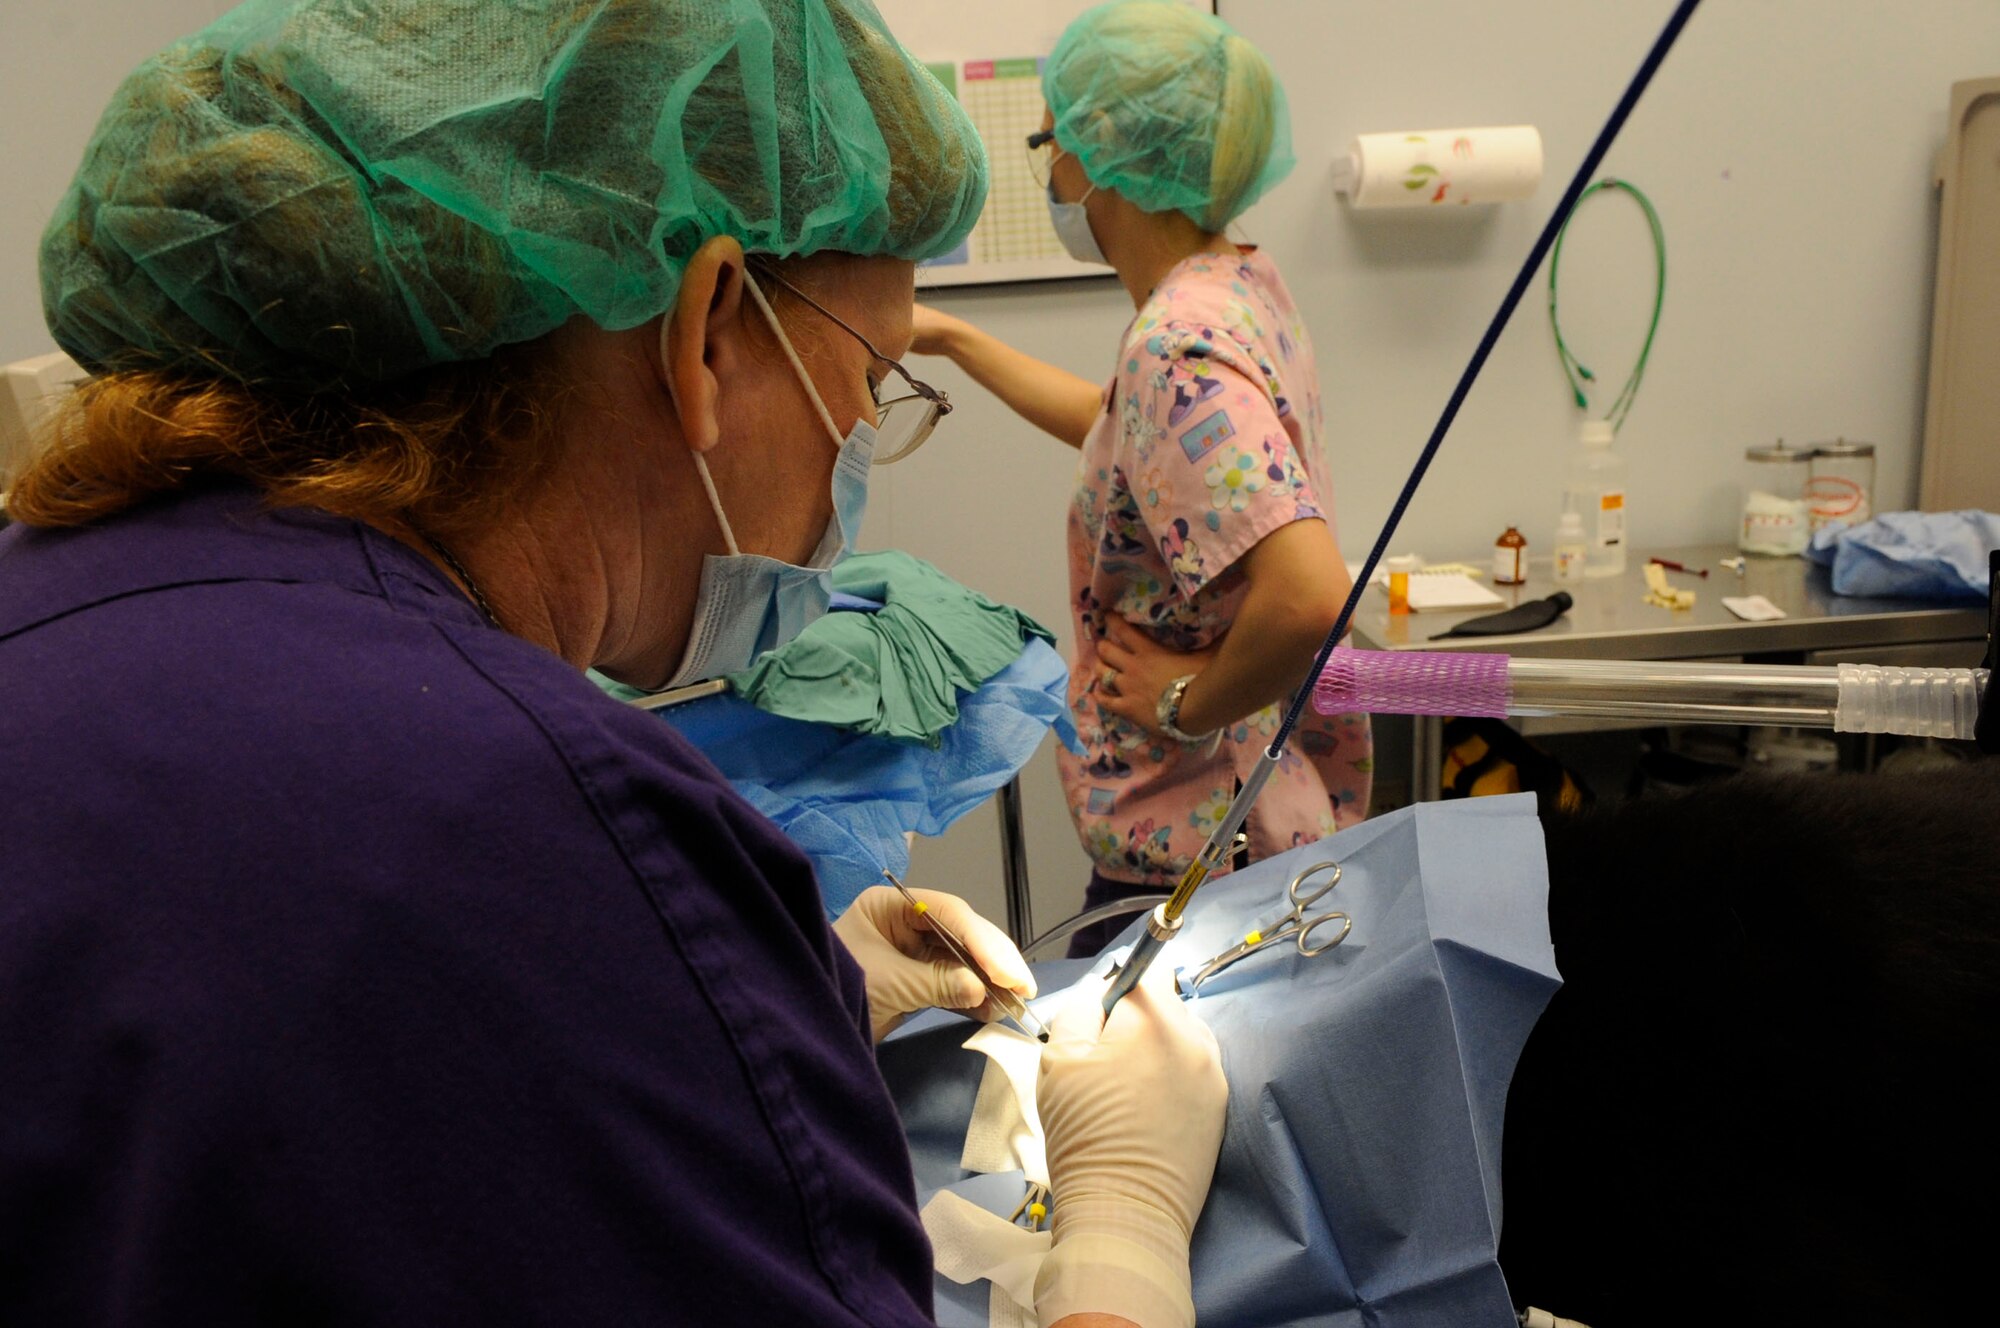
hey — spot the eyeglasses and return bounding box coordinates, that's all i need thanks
[747,263,952,465]
[1026,127,1058,191]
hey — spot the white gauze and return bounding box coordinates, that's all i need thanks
[959,1022,1049,1186]
[920,1189,1050,1328]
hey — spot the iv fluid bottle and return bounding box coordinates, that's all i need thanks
[1565,420,1628,577]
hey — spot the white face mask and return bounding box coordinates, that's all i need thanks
[1046,151,1108,266]
[651,271,875,691]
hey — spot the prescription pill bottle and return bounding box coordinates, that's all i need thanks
[1385,554,1419,614]
[1493,527,1528,585]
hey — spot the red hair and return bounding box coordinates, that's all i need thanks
[8,349,562,537]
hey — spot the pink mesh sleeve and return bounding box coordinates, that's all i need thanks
[1311,647,1511,718]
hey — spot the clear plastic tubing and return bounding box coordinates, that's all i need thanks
[1311,648,1990,739]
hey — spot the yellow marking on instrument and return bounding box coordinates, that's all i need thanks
[1243,930,1263,946]
[1164,859,1211,920]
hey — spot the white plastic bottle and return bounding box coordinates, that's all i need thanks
[1552,510,1588,583]
[1565,420,1628,577]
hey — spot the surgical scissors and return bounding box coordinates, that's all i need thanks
[1180,860,1351,993]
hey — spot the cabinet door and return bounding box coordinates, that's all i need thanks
[1920,78,2000,514]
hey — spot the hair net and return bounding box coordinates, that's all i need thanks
[1043,1,1294,232]
[40,0,987,383]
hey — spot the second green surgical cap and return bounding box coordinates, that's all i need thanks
[40,0,988,382]
[1044,1,1294,233]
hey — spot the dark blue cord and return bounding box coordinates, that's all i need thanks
[1267,0,1704,757]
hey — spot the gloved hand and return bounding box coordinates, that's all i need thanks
[1034,967,1227,1328]
[831,885,1035,1042]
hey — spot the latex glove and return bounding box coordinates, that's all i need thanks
[831,885,1035,1042]
[1034,967,1227,1328]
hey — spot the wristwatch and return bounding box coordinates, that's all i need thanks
[1156,673,1212,744]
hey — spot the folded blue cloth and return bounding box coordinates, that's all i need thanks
[1806,510,1999,602]
[653,639,1078,917]
[881,795,1561,1328]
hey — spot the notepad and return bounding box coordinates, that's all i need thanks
[1349,562,1506,611]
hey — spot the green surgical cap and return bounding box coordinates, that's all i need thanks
[40,0,988,383]
[1043,1,1294,233]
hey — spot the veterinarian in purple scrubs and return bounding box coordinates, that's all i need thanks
[0,3,1224,1325]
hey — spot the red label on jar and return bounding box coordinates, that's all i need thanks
[1805,476,1863,517]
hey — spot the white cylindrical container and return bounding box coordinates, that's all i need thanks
[1552,511,1588,583]
[1564,421,1628,577]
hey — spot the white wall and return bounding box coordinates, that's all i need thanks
[1,2,239,364]
[881,0,2000,929]
[5,2,1995,933]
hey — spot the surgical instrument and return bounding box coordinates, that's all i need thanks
[1008,1181,1051,1232]
[1020,893,1171,961]
[886,872,1049,1042]
[1102,0,1706,1018]
[1179,860,1351,995]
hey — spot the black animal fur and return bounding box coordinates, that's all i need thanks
[1501,764,2000,1323]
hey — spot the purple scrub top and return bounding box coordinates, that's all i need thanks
[0,483,937,1326]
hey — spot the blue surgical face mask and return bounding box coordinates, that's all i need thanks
[1047,155,1108,266]
[653,272,875,690]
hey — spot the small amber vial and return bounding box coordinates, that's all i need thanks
[1385,554,1418,615]
[1493,526,1529,585]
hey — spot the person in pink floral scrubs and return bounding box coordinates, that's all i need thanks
[912,1,1370,950]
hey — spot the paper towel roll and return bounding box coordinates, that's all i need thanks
[1333,125,1542,208]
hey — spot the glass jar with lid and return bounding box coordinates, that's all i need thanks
[1740,439,1812,555]
[1806,438,1875,530]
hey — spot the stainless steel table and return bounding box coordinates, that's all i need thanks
[1347,543,1989,801]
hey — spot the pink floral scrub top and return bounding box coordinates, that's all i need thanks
[1059,249,1373,887]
